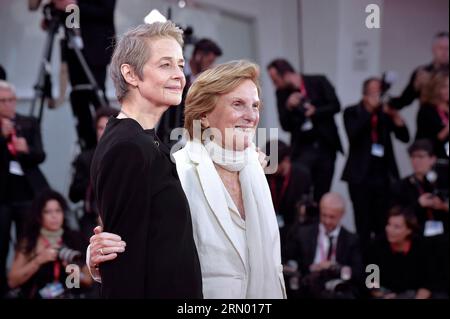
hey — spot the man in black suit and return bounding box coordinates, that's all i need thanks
[157,38,222,146]
[390,139,448,236]
[285,192,363,299]
[342,77,410,255]
[267,59,343,203]
[0,81,49,296]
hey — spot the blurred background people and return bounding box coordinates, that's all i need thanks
[7,189,92,298]
[68,106,118,240]
[369,207,432,299]
[342,77,410,257]
[416,70,449,159]
[267,58,343,203]
[285,193,363,299]
[0,80,49,297]
[389,32,449,110]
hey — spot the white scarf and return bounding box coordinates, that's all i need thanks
[204,141,286,298]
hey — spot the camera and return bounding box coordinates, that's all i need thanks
[58,246,83,265]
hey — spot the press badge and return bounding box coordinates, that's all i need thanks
[9,161,24,176]
[39,282,64,299]
[371,144,385,157]
[301,119,313,132]
[424,220,444,237]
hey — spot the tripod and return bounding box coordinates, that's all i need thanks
[30,5,107,124]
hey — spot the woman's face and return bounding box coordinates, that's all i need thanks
[204,79,260,151]
[41,199,64,232]
[137,37,186,108]
[386,215,411,245]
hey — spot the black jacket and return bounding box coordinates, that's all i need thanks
[286,223,364,283]
[276,75,343,158]
[341,102,410,184]
[416,103,448,159]
[0,114,48,203]
[91,117,203,298]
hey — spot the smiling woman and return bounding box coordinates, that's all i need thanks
[88,21,203,299]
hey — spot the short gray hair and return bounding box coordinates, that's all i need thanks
[0,80,16,94]
[110,21,184,102]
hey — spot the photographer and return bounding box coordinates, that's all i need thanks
[342,77,410,258]
[267,58,343,203]
[7,189,92,299]
[391,139,448,236]
[29,0,116,150]
[389,32,448,110]
[0,80,49,297]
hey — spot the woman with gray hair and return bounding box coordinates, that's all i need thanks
[89,60,286,299]
[87,21,202,298]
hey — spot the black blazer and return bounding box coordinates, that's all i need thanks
[91,117,203,299]
[341,102,410,184]
[0,114,48,203]
[276,75,343,157]
[286,223,364,282]
[416,103,448,159]
[78,0,116,67]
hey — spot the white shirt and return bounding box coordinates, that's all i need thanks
[313,223,341,265]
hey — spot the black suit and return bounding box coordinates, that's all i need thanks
[91,117,202,298]
[416,103,449,159]
[276,75,342,202]
[342,102,409,254]
[390,174,448,234]
[286,223,363,298]
[65,0,116,150]
[0,113,49,296]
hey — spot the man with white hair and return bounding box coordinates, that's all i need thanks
[0,80,48,297]
[285,192,363,298]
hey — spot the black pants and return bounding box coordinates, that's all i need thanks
[66,48,107,150]
[348,182,389,259]
[0,202,31,296]
[293,143,336,203]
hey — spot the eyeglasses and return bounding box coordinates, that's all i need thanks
[0,97,17,104]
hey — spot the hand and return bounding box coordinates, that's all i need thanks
[418,193,435,208]
[430,196,448,211]
[53,0,77,11]
[310,260,332,272]
[304,103,316,117]
[383,104,404,126]
[13,137,29,154]
[1,118,14,138]
[35,247,58,265]
[286,92,302,111]
[256,147,268,169]
[89,226,126,269]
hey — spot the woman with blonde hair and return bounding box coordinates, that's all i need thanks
[89,60,286,299]
[417,71,449,158]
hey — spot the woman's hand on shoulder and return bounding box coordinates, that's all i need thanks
[89,226,126,268]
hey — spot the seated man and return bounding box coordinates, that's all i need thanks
[285,193,363,299]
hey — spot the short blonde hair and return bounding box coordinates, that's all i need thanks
[110,21,184,102]
[420,71,449,105]
[184,60,261,139]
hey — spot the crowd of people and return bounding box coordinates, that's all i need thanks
[0,1,448,300]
